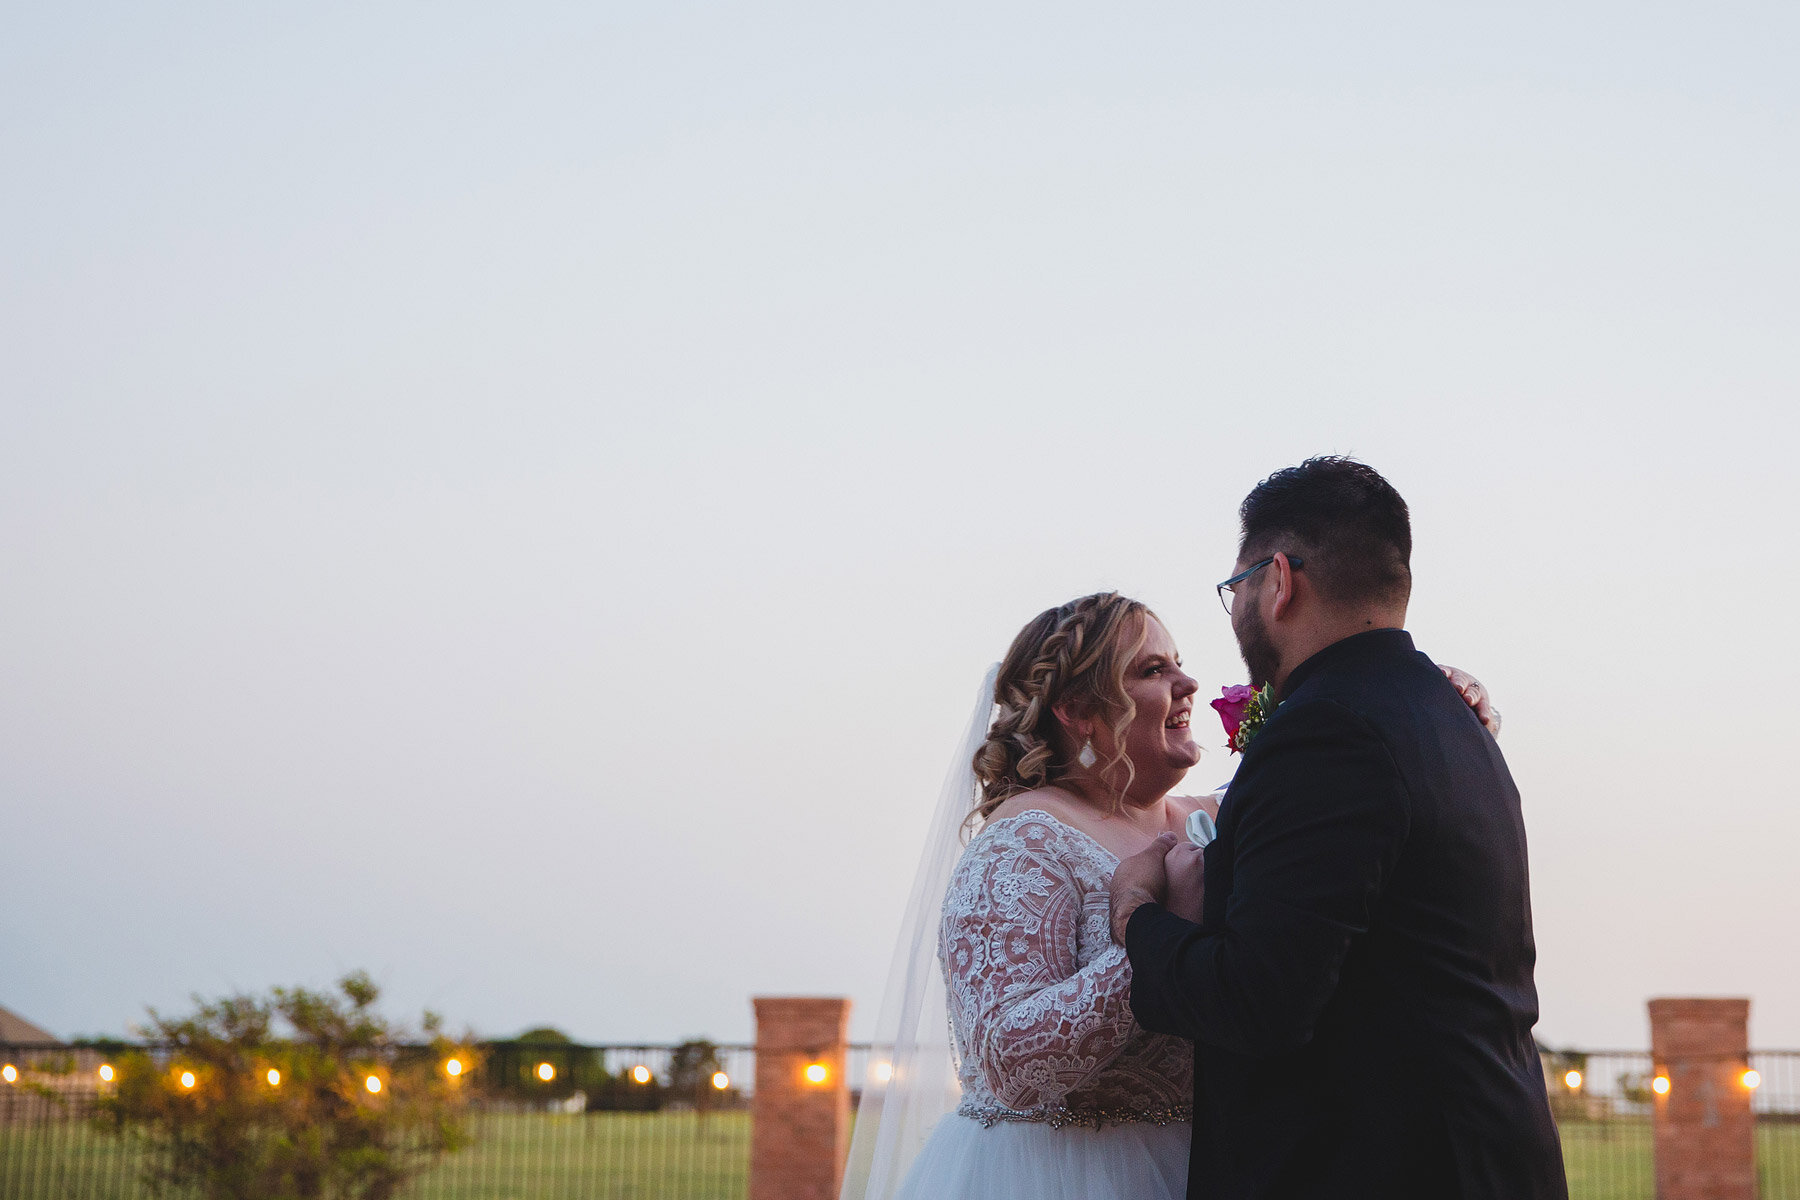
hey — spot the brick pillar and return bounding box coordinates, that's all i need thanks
[1648,998,1755,1200]
[750,997,851,1200]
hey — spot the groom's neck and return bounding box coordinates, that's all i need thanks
[1272,605,1408,693]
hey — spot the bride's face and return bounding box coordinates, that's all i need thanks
[1112,618,1201,789]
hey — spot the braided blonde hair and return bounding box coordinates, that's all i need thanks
[969,592,1153,829]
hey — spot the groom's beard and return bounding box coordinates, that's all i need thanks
[1235,602,1281,691]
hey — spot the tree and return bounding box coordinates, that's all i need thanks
[98,972,471,1200]
[484,1026,610,1103]
[1616,1071,1653,1110]
[667,1040,731,1112]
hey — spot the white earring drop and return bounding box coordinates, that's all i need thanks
[1077,739,1097,769]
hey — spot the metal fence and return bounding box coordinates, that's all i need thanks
[1752,1051,1800,1197]
[1543,1049,1800,1199]
[421,1044,761,1200]
[0,1041,866,1200]
[3,1041,1796,1199]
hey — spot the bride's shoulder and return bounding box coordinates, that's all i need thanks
[1166,794,1204,818]
[954,792,1085,885]
[1167,789,1225,821]
[982,788,1073,829]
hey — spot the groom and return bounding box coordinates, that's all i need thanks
[1110,458,1567,1199]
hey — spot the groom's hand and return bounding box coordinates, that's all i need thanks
[1163,840,1207,924]
[1110,832,1177,946]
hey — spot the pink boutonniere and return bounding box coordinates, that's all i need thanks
[1210,683,1279,754]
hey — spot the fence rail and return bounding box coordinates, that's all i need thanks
[0,1040,847,1200]
[3,1042,1797,1199]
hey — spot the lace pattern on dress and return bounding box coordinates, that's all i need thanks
[940,811,1192,1128]
[957,1101,1193,1130]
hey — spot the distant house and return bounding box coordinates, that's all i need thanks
[0,1005,113,1118]
[0,1004,60,1046]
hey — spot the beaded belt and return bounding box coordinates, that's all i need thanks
[956,1101,1193,1130]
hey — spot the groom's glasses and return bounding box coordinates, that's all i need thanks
[1216,555,1303,615]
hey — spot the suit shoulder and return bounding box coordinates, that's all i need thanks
[1236,694,1406,801]
[1257,692,1385,745]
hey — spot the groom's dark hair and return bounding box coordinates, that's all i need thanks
[1238,457,1412,608]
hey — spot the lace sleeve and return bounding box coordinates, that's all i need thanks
[941,814,1138,1110]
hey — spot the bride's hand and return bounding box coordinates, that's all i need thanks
[1163,840,1205,924]
[1439,665,1501,738]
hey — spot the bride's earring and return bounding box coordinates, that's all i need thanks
[1077,739,1097,769]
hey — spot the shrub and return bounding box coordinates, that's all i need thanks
[97,972,471,1200]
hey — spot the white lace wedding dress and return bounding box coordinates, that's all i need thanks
[893,809,1193,1200]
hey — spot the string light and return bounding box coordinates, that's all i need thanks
[1652,1075,1671,1095]
[1744,1069,1762,1090]
[0,1044,1054,1104]
[1564,1070,1582,1090]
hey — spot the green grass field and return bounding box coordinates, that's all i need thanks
[4,1111,1798,1199]
[411,1112,751,1200]
[0,1111,753,1200]
[1558,1120,1800,1200]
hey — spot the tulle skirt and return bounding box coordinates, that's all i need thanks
[893,1114,1191,1200]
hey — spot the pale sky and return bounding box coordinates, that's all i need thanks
[3,2,1797,1051]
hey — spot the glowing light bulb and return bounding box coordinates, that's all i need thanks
[804,1063,829,1085]
[632,1066,651,1084]
[267,1069,281,1087]
[98,1065,114,1083]
[365,1076,382,1094]
[1744,1069,1762,1090]
[179,1071,196,1089]
[873,1062,894,1083]
[3,1064,18,1083]
[711,1071,730,1090]
[1564,1070,1582,1090]
[445,1058,463,1077]
[537,1062,556,1082]
[1652,1075,1671,1095]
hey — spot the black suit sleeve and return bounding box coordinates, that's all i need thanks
[1127,698,1409,1057]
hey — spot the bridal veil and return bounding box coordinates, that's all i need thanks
[839,665,999,1200]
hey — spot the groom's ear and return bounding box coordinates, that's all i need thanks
[1269,551,1301,620]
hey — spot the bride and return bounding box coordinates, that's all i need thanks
[841,591,1496,1200]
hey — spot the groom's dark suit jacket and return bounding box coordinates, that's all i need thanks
[1127,629,1566,1199]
